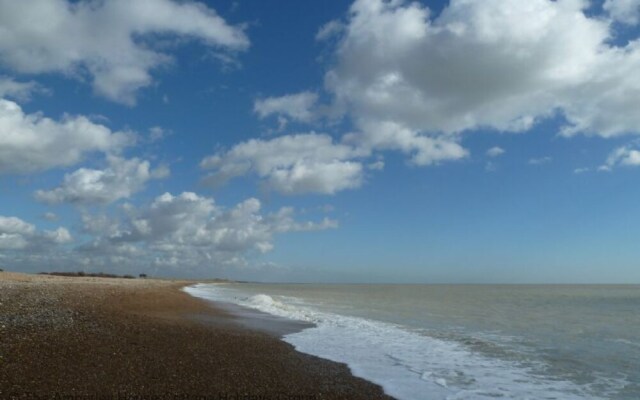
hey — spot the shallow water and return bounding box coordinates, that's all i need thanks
[185,284,640,400]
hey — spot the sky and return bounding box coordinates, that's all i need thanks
[1,0,640,283]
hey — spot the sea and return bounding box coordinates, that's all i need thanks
[184,283,640,400]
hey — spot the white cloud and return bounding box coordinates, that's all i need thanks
[42,212,59,221]
[253,0,640,169]
[0,0,249,104]
[0,99,132,174]
[254,92,319,123]
[558,39,640,138]
[604,0,640,25]
[0,77,44,102]
[316,20,345,41]
[151,165,171,179]
[201,133,364,195]
[598,166,613,173]
[78,192,337,271]
[2,193,336,274]
[529,156,553,165]
[486,147,505,157]
[35,156,169,205]
[148,126,168,142]
[325,0,626,137]
[0,215,71,250]
[343,120,468,166]
[603,143,640,168]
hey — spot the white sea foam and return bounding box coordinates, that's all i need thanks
[185,284,604,400]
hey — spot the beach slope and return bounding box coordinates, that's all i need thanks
[0,272,391,399]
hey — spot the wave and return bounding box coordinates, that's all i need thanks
[185,284,605,400]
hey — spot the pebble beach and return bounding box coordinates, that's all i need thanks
[0,271,391,399]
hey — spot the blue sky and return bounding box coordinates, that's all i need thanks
[1,0,640,283]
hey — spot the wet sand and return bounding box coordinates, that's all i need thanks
[0,272,392,399]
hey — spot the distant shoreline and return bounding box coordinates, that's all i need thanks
[0,271,390,399]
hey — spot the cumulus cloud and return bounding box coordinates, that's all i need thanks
[0,216,71,250]
[254,92,319,123]
[254,0,640,171]
[0,77,44,102]
[35,156,169,205]
[343,120,468,166]
[603,142,640,169]
[201,133,365,195]
[604,0,640,25]
[325,0,627,137]
[78,192,337,271]
[2,193,336,274]
[0,99,132,174]
[487,147,505,157]
[0,0,249,104]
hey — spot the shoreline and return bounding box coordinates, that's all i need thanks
[184,287,316,338]
[0,272,392,399]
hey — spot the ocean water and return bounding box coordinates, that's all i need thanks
[185,284,640,400]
